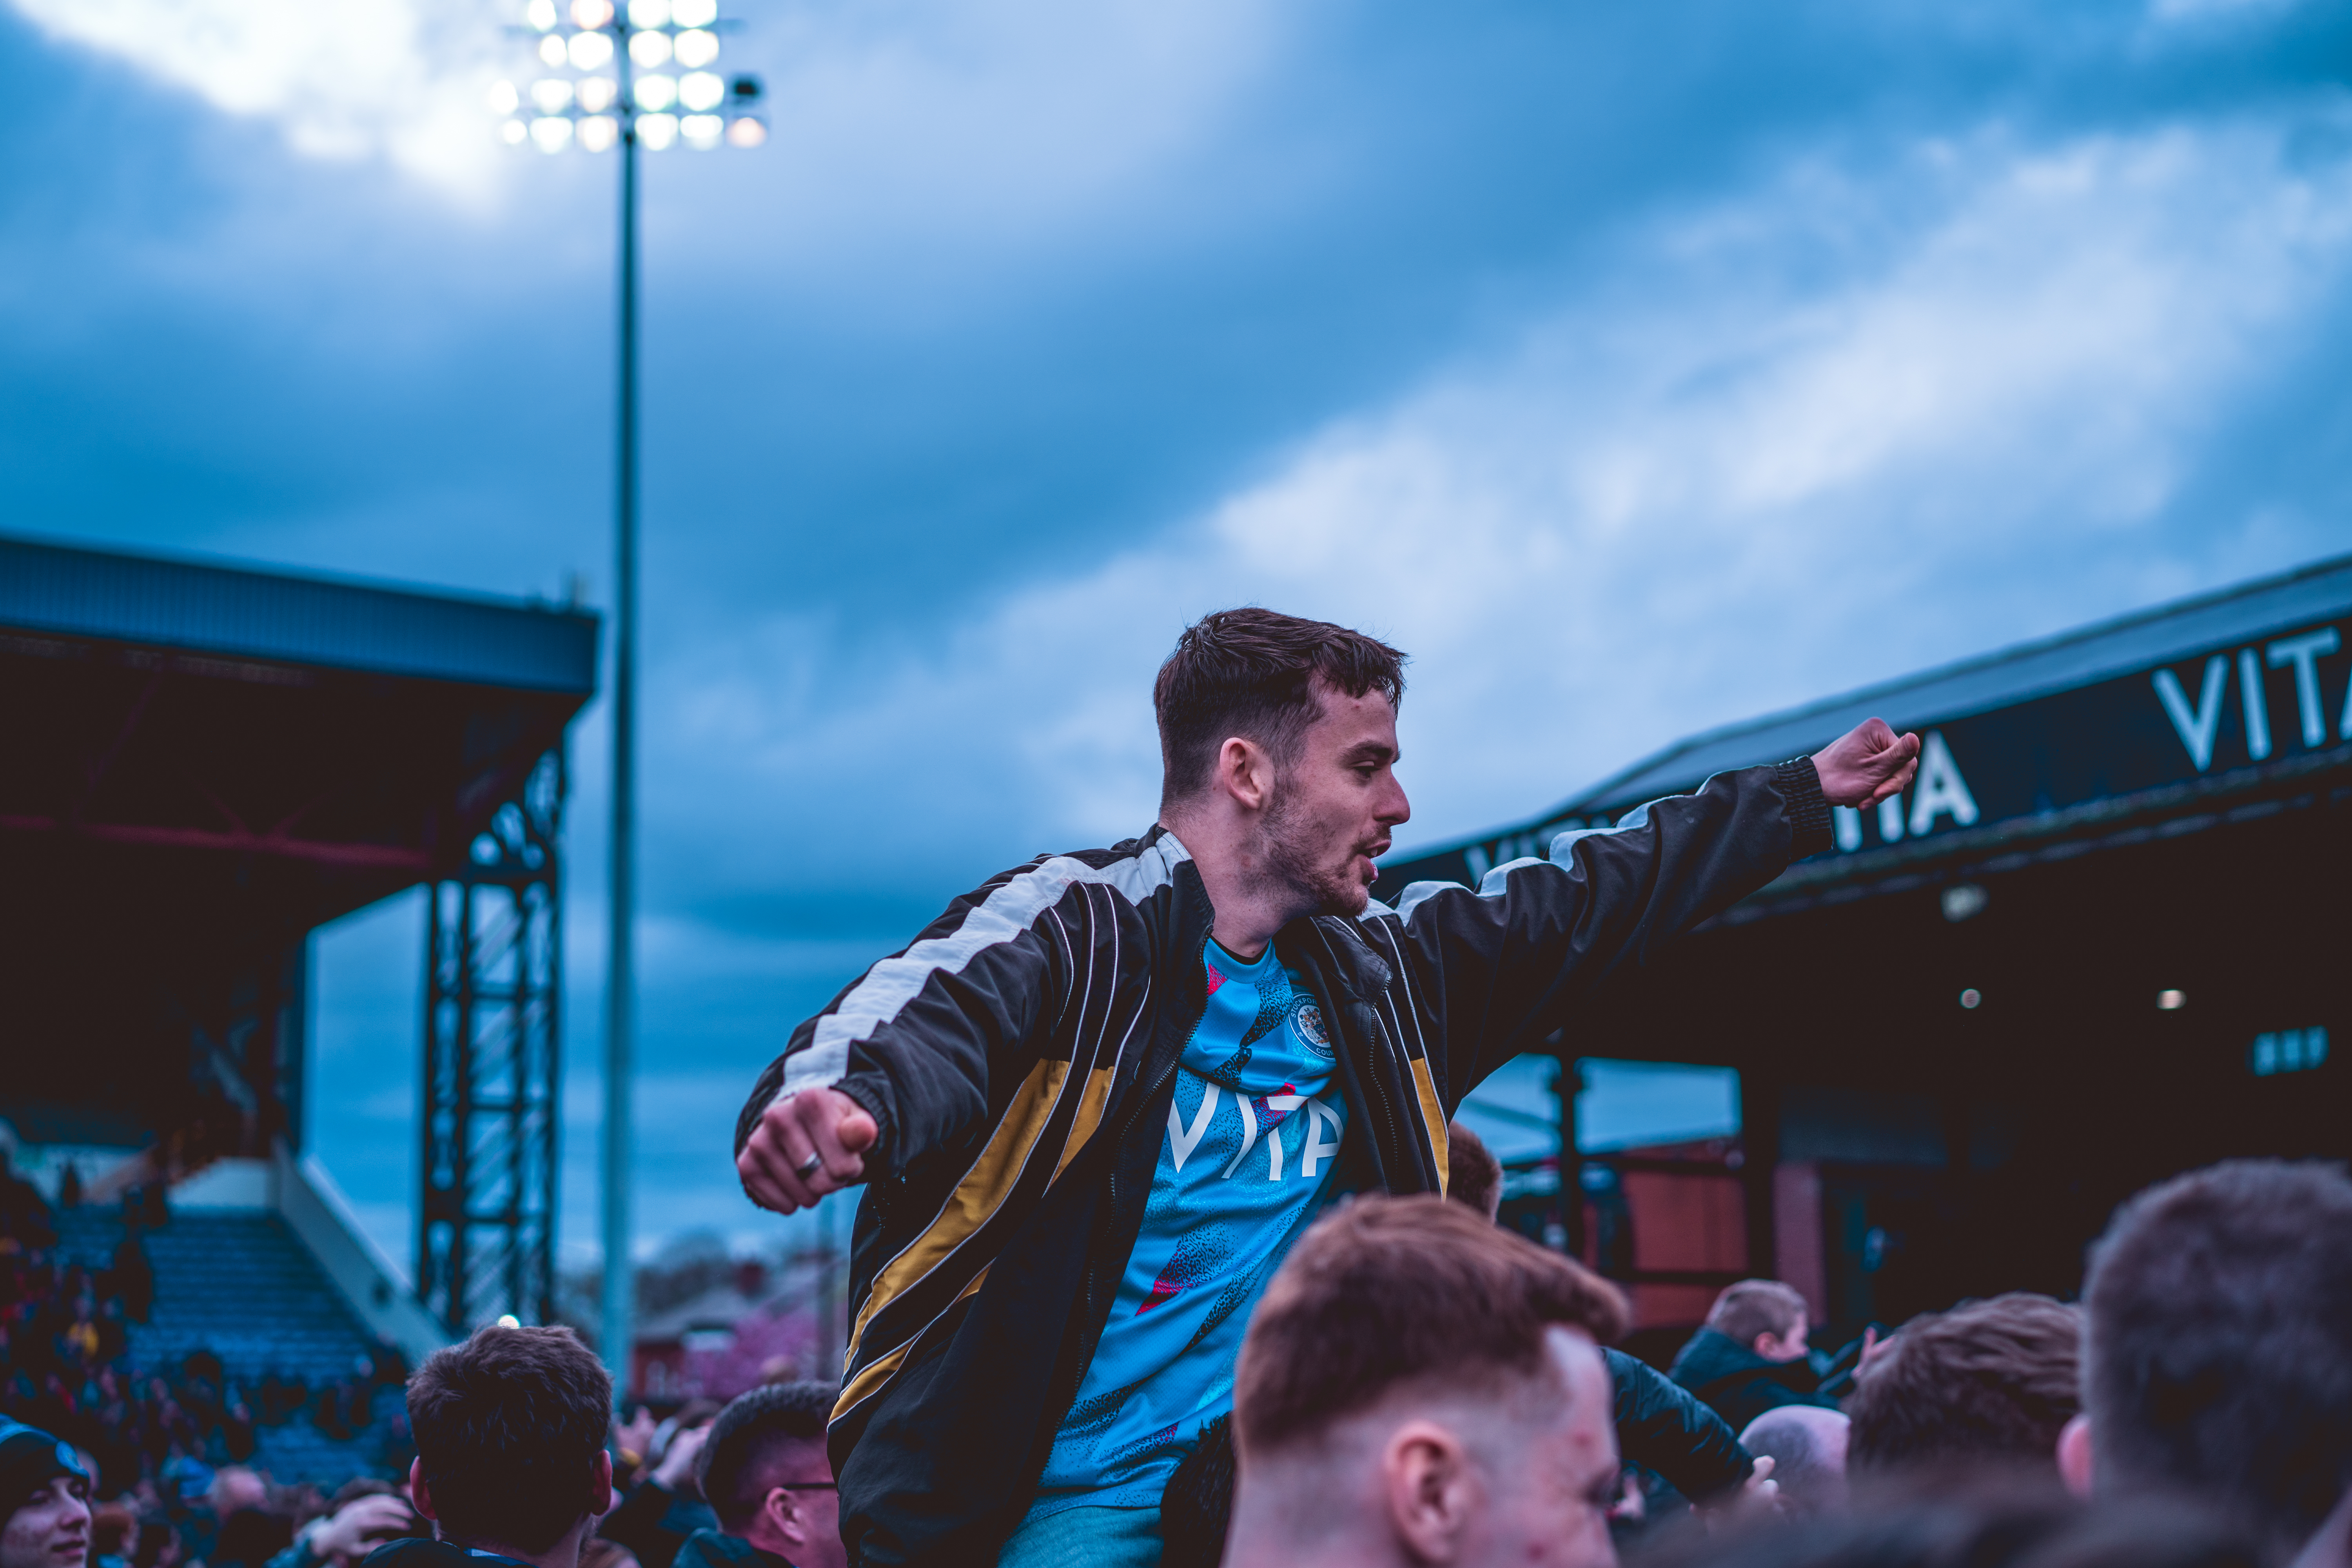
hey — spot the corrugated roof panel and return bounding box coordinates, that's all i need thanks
[0,534,599,693]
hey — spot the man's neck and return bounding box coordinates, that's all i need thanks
[1226,1468,1404,1568]
[1159,817,1301,960]
[439,1527,584,1568]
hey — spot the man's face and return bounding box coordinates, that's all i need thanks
[1258,684,1411,918]
[3,1477,91,1568]
[1472,1327,1621,1568]
[756,1441,844,1568]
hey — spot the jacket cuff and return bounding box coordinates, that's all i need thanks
[835,1076,894,1175]
[1772,756,1833,860]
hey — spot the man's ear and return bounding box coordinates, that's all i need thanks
[757,1487,811,1550]
[1382,1420,1474,1563]
[1214,737,1276,814]
[408,1461,437,1523]
[2056,1414,2093,1499]
[589,1449,615,1518]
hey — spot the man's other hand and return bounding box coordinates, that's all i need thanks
[1812,718,1921,810]
[739,1086,878,1214]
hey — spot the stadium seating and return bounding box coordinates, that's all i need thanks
[52,1205,404,1484]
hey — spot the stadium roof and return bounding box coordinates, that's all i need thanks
[0,533,597,694]
[1573,550,2352,813]
[1379,550,2352,893]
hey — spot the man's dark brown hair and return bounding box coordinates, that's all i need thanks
[2083,1160,2352,1564]
[694,1381,834,1535]
[1845,1293,2079,1478]
[1233,1194,1627,1457]
[1153,609,1406,806]
[1707,1279,1809,1346]
[1445,1120,1503,1220]
[407,1324,613,1553]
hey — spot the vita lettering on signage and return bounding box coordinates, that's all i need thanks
[2154,626,2346,771]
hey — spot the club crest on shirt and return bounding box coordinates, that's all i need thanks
[1290,1001,1332,1057]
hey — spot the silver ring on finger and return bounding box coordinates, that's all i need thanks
[796,1150,823,1180]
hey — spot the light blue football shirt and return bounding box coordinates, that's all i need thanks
[1029,939,1350,1516]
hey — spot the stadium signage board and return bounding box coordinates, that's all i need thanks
[1399,615,2351,889]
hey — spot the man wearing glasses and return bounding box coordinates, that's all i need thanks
[684,1385,844,1568]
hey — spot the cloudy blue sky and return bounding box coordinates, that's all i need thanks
[7,0,2349,1270]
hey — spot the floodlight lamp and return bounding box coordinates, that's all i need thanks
[486,80,520,115]
[681,113,723,149]
[637,112,679,149]
[628,29,672,67]
[501,118,530,145]
[577,114,620,151]
[570,29,615,69]
[628,0,671,27]
[577,75,620,112]
[526,0,559,28]
[635,73,677,111]
[724,114,766,148]
[671,0,717,26]
[678,70,724,111]
[538,33,568,66]
[672,28,719,68]
[531,116,574,152]
[570,0,615,29]
[529,77,574,112]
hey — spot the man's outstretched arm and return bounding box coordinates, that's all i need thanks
[1379,717,1920,1103]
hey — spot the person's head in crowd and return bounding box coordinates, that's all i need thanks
[402,1325,615,1568]
[1642,1485,2259,1568]
[1446,1122,1504,1221]
[1846,1294,2078,1485]
[306,1485,424,1568]
[207,1470,266,1523]
[2065,1159,2352,1566]
[1708,1280,1811,1364]
[211,1508,292,1568]
[692,1382,841,1568]
[87,1506,131,1568]
[0,1422,91,1568]
[1160,1416,1236,1568]
[1739,1407,1850,1520]
[1227,1195,1628,1568]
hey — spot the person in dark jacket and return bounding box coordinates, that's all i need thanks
[671,1384,841,1568]
[735,608,1922,1568]
[1444,1117,1759,1508]
[597,1412,717,1568]
[1671,1280,1843,1432]
[365,1326,612,1568]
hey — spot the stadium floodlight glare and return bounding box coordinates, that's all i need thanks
[492,0,764,1393]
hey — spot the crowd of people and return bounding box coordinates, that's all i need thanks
[8,1149,2351,1568]
[0,1167,416,1568]
[6,612,2347,1568]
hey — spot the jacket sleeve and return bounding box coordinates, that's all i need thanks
[1605,1348,1754,1502]
[733,859,1071,1181]
[1377,759,1831,1107]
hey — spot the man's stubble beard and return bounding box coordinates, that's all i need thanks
[1259,777,1370,919]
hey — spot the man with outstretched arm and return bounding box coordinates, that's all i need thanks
[735,608,1919,1568]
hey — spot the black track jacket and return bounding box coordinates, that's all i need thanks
[734,758,1832,1566]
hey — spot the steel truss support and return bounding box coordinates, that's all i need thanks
[418,749,565,1331]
